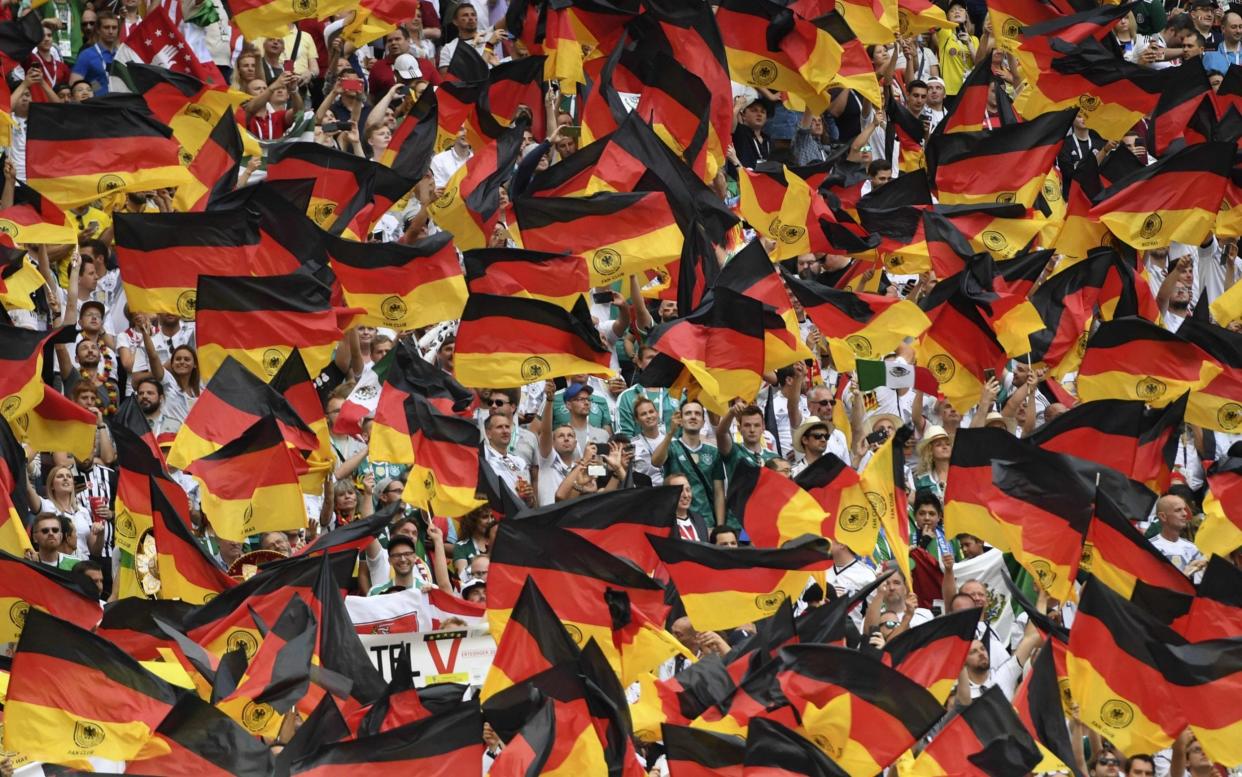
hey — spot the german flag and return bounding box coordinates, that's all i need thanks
[0,323,56,422]
[339,0,423,48]
[1176,318,1242,434]
[111,421,171,559]
[745,716,851,776]
[0,549,100,644]
[120,61,235,144]
[886,93,926,173]
[129,695,275,777]
[784,272,930,372]
[150,474,236,604]
[364,338,473,455]
[265,142,414,238]
[642,288,767,412]
[778,644,946,776]
[177,110,245,212]
[93,598,195,662]
[481,577,582,702]
[916,272,1009,412]
[1149,65,1215,156]
[925,108,1076,207]
[812,12,885,107]
[649,534,831,632]
[195,273,348,383]
[1013,636,1081,777]
[1016,37,1175,142]
[427,122,526,251]
[1154,639,1242,766]
[981,248,1054,357]
[1076,318,1223,408]
[944,427,1094,601]
[1211,272,1242,327]
[515,486,678,574]
[1090,142,1234,250]
[15,384,97,462]
[882,607,981,703]
[660,724,744,777]
[487,521,674,683]
[454,293,614,387]
[1081,487,1197,604]
[489,696,610,777]
[1197,454,1242,560]
[910,685,1042,777]
[167,356,321,472]
[737,164,835,261]
[1027,396,1186,493]
[578,44,628,149]
[380,87,438,181]
[1171,555,1242,643]
[716,0,849,111]
[24,102,191,208]
[832,0,898,45]
[327,231,465,332]
[4,608,179,764]
[185,416,308,542]
[220,0,352,42]
[114,206,312,320]
[215,594,317,738]
[463,247,589,310]
[269,349,333,475]
[896,0,950,37]
[0,181,75,245]
[624,46,715,180]
[1026,246,1113,375]
[397,395,488,517]
[1067,579,1186,755]
[289,700,483,774]
[731,461,837,549]
[467,55,546,150]
[631,659,738,739]
[513,191,684,286]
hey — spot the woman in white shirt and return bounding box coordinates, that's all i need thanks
[631,398,666,486]
[151,344,201,425]
[29,464,98,559]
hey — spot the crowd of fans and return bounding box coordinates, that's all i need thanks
[3,0,1242,774]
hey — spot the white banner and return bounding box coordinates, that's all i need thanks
[360,628,497,688]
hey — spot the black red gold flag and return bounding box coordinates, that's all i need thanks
[380,87,438,181]
[745,716,850,777]
[0,181,75,245]
[0,549,100,644]
[481,577,583,701]
[488,696,609,777]
[939,58,997,134]
[3,608,180,764]
[631,658,738,738]
[1025,246,1114,375]
[220,0,353,55]
[649,534,832,632]
[0,413,34,555]
[426,121,527,250]
[0,323,56,423]
[885,93,925,173]
[380,394,489,518]
[487,520,676,683]
[454,293,614,387]
[1149,64,1215,156]
[265,141,414,237]
[1090,141,1234,250]
[916,269,1009,412]
[1170,556,1242,643]
[710,240,812,373]
[14,383,96,462]
[129,695,274,777]
[736,163,835,261]
[1076,317,1223,408]
[1197,453,1242,561]
[1176,317,1242,433]
[178,110,245,212]
[944,427,1094,601]
[365,337,474,456]
[1014,637,1083,777]
[660,723,744,776]
[184,416,309,542]
[882,607,980,703]
[114,206,315,320]
[94,598,195,661]
[925,108,1076,207]
[777,644,945,776]
[1080,487,1196,605]
[910,685,1042,777]
[640,287,768,412]
[195,272,349,382]
[150,474,237,605]
[463,247,589,310]
[167,355,321,472]
[513,190,684,285]
[25,102,191,207]
[1067,578,1186,755]
[327,231,466,331]
[289,700,483,774]
[784,271,930,372]
[514,486,678,574]
[0,12,44,62]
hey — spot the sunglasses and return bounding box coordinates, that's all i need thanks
[384,487,403,495]
[38,527,61,535]
[806,432,829,441]
[811,398,834,406]
[1097,759,1120,767]
[487,398,508,407]
[860,144,872,153]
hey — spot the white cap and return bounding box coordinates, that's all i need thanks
[394,53,422,80]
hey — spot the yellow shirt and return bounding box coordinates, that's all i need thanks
[935,28,979,96]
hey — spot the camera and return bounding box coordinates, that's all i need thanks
[865,429,889,446]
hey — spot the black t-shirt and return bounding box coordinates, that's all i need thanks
[732,124,771,169]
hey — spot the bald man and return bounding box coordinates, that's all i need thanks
[1148,494,1204,576]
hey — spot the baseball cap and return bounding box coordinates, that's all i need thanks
[393,53,422,80]
[564,382,594,401]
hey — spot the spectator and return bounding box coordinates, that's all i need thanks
[70,11,118,95]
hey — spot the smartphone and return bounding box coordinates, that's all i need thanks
[561,125,581,140]
[587,465,607,478]
[983,368,997,383]
[323,120,353,133]
[395,84,408,98]
[282,60,295,73]
[340,76,365,93]
[865,429,889,446]
[73,474,87,491]
[591,290,612,304]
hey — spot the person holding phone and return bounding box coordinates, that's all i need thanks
[933,0,978,95]
[26,465,100,560]
[242,70,303,140]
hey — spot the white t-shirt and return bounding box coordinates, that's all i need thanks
[536,449,575,506]
[967,653,1027,700]
[826,559,876,630]
[429,146,471,188]
[484,443,530,492]
[1148,535,1204,575]
[632,429,665,486]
